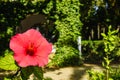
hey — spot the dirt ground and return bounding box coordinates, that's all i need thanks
[44,63,105,80]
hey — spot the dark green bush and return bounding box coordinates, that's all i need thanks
[47,40,120,67]
[47,46,81,68]
[87,69,105,80]
[82,40,120,63]
[109,66,120,80]
[88,66,120,80]
[82,40,104,63]
[43,0,83,67]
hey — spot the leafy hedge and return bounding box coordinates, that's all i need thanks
[82,40,120,64]
[47,46,80,67]
[0,1,83,68]
[43,0,83,67]
[0,1,119,67]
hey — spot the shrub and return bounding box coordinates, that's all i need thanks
[82,40,120,63]
[43,0,83,67]
[109,66,120,80]
[87,66,120,80]
[47,46,81,68]
[82,40,104,63]
[87,69,105,80]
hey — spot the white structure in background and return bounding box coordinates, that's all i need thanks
[49,45,56,62]
[77,36,82,58]
[51,45,56,54]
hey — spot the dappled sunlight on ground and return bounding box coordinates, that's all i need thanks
[44,63,104,80]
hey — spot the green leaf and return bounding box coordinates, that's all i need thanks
[104,48,108,52]
[0,54,18,70]
[102,61,105,67]
[21,66,43,80]
[4,77,11,80]
[21,67,33,80]
[109,37,114,42]
[101,33,106,37]
[109,45,115,51]
[33,66,43,80]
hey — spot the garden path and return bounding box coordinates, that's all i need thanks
[44,63,103,80]
[44,63,119,80]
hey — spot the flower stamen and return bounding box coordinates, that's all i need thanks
[27,43,34,56]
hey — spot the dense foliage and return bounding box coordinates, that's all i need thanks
[0,0,119,66]
[82,40,120,64]
[43,0,83,66]
[87,26,120,80]
[0,0,82,62]
[0,0,45,55]
[0,0,120,80]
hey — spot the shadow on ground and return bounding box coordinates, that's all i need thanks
[44,63,104,80]
[70,65,93,80]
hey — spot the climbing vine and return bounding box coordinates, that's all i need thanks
[43,0,83,66]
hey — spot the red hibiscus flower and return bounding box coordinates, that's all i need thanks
[10,29,52,67]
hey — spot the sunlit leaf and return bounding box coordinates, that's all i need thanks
[4,77,11,80]
[0,54,18,70]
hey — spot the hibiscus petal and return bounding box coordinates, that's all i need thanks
[24,29,52,57]
[14,52,26,63]
[18,55,38,67]
[35,37,52,57]
[22,29,43,44]
[36,56,49,67]
[10,34,28,54]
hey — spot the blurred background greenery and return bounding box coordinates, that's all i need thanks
[0,0,120,67]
